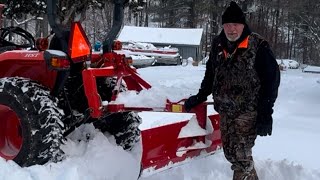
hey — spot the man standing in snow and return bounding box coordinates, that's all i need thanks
[184,1,280,180]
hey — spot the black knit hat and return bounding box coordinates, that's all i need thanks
[222,1,246,25]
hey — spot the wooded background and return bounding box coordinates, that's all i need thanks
[1,0,320,65]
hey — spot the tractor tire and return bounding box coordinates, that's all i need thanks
[0,77,64,167]
[97,77,127,102]
[95,77,142,151]
[93,111,142,151]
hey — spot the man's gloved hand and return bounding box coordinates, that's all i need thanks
[256,113,273,136]
[184,95,206,112]
[256,99,274,136]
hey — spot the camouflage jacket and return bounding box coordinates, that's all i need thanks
[198,28,280,118]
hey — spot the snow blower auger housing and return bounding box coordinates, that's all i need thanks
[0,0,222,175]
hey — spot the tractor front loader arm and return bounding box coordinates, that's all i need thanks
[82,52,152,119]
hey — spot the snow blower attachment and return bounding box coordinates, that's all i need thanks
[0,0,222,175]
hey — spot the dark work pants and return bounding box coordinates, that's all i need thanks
[220,112,259,180]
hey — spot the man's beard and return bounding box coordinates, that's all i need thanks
[226,34,240,42]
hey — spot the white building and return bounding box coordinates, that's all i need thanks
[118,26,204,61]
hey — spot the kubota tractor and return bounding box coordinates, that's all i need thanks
[0,0,222,176]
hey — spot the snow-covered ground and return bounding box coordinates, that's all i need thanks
[1,63,320,180]
[303,65,320,73]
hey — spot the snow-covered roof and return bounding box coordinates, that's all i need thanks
[118,26,203,46]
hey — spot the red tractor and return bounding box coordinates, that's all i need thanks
[0,0,222,175]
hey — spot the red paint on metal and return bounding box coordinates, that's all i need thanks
[83,52,152,118]
[0,105,23,160]
[141,113,221,170]
[0,51,57,89]
[138,100,222,171]
[107,104,125,112]
[82,66,116,118]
